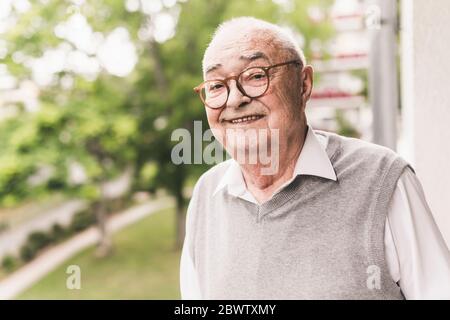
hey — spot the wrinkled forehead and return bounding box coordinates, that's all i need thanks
[202,30,282,76]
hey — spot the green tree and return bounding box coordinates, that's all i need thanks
[0,0,333,252]
[1,0,141,255]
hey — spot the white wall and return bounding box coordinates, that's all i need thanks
[401,0,450,246]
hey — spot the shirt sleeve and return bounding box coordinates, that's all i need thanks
[179,182,202,300]
[180,236,202,299]
[384,166,450,299]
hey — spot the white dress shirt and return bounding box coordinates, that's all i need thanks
[180,126,450,299]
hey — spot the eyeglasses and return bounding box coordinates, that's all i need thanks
[194,59,301,109]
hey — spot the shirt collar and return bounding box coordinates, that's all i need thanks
[213,125,337,197]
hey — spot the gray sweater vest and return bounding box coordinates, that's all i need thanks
[186,130,412,299]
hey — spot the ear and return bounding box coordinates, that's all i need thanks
[300,65,314,105]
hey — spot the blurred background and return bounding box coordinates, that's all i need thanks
[0,0,448,299]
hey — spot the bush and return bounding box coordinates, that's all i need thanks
[49,223,67,242]
[69,210,96,233]
[19,245,34,262]
[20,231,52,262]
[15,209,96,263]
[1,255,17,272]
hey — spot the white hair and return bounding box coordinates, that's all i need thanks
[203,16,306,70]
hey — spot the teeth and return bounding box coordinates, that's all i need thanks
[231,115,262,124]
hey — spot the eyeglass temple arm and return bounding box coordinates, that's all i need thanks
[265,59,301,70]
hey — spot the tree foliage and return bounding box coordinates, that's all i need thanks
[0,0,333,248]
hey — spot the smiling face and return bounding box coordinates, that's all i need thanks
[201,25,313,166]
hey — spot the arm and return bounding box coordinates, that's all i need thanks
[384,167,450,299]
[180,236,202,299]
[179,181,202,299]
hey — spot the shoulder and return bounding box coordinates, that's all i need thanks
[186,159,233,229]
[316,130,414,173]
[191,159,234,198]
[321,130,401,160]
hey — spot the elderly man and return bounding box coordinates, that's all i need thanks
[180,17,450,299]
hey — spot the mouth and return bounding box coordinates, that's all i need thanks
[225,114,265,125]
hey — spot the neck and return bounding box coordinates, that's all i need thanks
[240,126,308,204]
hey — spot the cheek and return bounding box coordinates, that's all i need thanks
[276,84,297,110]
[275,84,302,121]
[262,89,296,127]
[205,108,221,126]
[205,109,226,144]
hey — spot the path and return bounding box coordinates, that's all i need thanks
[0,199,87,260]
[0,196,174,300]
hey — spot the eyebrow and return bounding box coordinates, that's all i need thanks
[240,51,269,61]
[205,51,269,74]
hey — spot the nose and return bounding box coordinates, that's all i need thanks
[226,79,251,109]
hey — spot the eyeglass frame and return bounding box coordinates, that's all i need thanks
[193,59,302,109]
